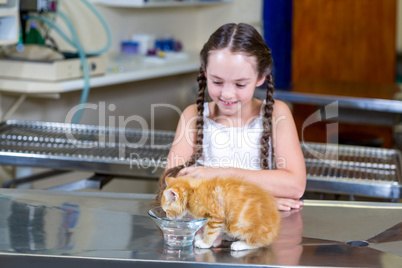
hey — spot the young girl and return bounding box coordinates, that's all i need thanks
[159,23,306,211]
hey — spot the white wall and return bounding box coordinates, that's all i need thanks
[54,0,263,56]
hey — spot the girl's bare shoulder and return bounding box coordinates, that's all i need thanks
[272,99,292,116]
[177,104,199,130]
[182,104,199,118]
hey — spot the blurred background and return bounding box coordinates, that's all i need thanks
[0,0,401,194]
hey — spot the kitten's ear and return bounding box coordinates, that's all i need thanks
[163,189,177,202]
[165,177,174,186]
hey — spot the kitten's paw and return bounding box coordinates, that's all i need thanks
[194,234,203,242]
[194,239,212,249]
[230,241,258,251]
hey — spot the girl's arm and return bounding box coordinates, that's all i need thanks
[243,99,306,199]
[165,104,198,170]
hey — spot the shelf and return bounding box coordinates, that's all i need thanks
[90,0,231,8]
[0,52,200,94]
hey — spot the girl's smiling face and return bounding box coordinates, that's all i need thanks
[206,48,266,117]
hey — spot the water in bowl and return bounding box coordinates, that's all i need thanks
[148,207,207,248]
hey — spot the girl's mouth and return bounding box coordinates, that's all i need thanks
[220,99,238,106]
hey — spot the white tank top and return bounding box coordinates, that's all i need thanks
[196,101,272,170]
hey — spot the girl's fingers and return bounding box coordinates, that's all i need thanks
[177,168,187,176]
[178,167,194,176]
[277,204,291,211]
[276,198,303,211]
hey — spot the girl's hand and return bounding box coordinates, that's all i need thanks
[276,198,303,211]
[178,166,222,179]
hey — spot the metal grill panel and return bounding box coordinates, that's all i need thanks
[302,142,402,198]
[0,120,175,177]
[0,120,401,198]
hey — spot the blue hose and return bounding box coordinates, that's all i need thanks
[80,0,112,56]
[56,10,90,124]
[28,0,112,124]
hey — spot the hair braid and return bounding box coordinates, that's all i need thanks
[154,69,206,205]
[194,69,206,160]
[260,73,275,169]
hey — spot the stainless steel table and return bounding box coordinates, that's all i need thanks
[0,189,401,268]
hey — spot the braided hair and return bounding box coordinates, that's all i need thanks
[156,23,275,203]
[261,73,275,169]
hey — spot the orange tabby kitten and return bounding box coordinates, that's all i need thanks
[161,176,280,251]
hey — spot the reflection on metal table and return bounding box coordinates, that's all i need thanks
[0,120,402,199]
[0,189,401,268]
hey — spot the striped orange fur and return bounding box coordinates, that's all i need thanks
[161,176,280,250]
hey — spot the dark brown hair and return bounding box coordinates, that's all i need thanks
[155,23,275,203]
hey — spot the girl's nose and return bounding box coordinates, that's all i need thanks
[221,86,235,99]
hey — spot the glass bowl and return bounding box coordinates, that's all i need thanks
[148,207,207,248]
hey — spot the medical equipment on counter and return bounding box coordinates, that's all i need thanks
[0,0,19,45]
[0,0,112,124]
[131,33,155,55]
[121,41,139,54]
[0,50,105,81]
[20,0,56,12]
[24,22,45,44]
[30,0,111,123]
[19,0,57,43]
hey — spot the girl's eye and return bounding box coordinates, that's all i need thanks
[236,84,246,88]
[213,81,223,85]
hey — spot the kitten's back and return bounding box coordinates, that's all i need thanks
[189,177,280,247]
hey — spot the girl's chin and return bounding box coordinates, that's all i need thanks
[217,106,241,117]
